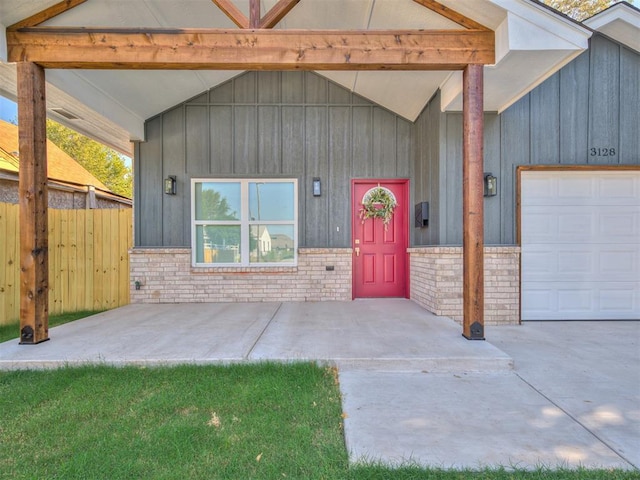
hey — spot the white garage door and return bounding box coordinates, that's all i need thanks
[521,170,640,320]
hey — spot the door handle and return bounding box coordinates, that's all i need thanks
[355,247,360,256]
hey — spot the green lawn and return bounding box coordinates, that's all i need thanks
[0,310,103,344]
[0,363,635,480]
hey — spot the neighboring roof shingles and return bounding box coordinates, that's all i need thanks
[0,145,19,172]
[0,119,110,191]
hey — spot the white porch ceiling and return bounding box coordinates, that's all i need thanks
[0,0,592,155]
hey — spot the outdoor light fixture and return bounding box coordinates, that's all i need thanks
[312,177,321,197]
[164,175,177,195]
[484,173,497,197]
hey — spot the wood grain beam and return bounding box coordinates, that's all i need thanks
[250,0,261,29]
[17,62,49,345]
[260,0,300,29]
[7,28,495,70]
[462,63,484,340]
[211,0,249,29]
[413,0,489,31]
[8,0,87,30]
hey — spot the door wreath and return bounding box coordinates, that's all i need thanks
[359,186,397,229]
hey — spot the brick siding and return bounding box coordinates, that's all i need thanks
[130,246,520,324]
[408,246,521,325]
[130,248,352,303]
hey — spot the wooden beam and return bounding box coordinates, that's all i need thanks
[8,0,87,30]
[211,0,249,29]
[17,62,49,345]
[7,28,495,70]
[462,63,484,340]
[413,0,490,31]
[260,0,300,29]
[250,0,261,29]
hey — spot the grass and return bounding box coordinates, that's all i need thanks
[0,310,103,344]
[0,363,636,480]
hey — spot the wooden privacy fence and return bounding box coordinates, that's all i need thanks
[0,203,132,325]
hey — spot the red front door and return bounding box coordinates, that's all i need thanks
[352,180,408,298]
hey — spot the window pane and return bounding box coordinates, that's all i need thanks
[195,182,241,221]
[250,225,295,263]
[248,182,294,221]
[196,225,241,264]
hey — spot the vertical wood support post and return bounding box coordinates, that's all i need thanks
[462,64,485,340]
[250,0,261,28]
[17,62,50,344]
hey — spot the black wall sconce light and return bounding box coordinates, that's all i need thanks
[484,173,498,197]
[164,175,177,195]
[312,177,321,197]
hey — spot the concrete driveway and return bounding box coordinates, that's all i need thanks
[0,299,638,470]
[341,320,639,470]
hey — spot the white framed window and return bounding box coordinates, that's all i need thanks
[191,178,298,266]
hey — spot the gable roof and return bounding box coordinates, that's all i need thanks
[583,1,640,52]
[0,119,110,191]
[0,0,599,154]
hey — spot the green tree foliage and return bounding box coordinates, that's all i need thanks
[542,0,631,21]
[197,189,240,247]
[46,119,133,198]
[197,189,238,221]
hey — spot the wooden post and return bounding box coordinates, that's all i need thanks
[17,61,50,344]
[250,0,261,28]
[462,63,485,340]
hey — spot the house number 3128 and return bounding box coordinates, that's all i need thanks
[589,147,616,157]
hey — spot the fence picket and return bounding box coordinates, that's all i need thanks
[0,203,132,325]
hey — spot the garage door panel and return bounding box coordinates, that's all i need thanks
[600,248,639,276]
[599,288,638,312]
[558,251,593,274]
[521,170,640,321]
[523,206,639,243]
[597,175,639,201]
[558,288,592,312]
[523,245,594,279]
[522,172,640,206]
[521,211,555,240]
[522,282,640,320]
[598,209,640,239]
[523,244,638,282]
[522,287,554,316]
[558,177,594,200]
[522,249,558,275]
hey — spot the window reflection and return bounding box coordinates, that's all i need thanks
[195,182,241,221]
[249,182,294,221]
[196,225,241,263]
[249,225,295,263]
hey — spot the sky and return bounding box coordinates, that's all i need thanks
[0,95,18,124]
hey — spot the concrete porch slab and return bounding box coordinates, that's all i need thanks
[0,299,512,373]
[0,302,279,369]
[249,299,513,372]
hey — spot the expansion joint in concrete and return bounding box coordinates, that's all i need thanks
[245,303,282,359]
[515,373,637,470]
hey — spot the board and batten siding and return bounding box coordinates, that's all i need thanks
[416,33,640,246]
[135,71,412,248]
[412,91,444,247]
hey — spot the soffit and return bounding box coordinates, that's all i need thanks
[0,0,591,154]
